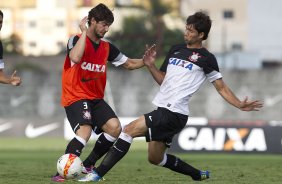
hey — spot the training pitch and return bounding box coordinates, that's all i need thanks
[0,138,281,184]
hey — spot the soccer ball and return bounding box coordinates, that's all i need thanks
[57,153,83,179]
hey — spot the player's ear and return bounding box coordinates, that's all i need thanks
[90,17,96,25]
[199,32,204,39]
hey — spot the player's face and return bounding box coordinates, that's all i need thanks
[184,24,202,46]
[0,15,3,31]
[93,21,111,38]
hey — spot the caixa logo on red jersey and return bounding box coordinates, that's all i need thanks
[81,62,106,72]
[177,127,267,152]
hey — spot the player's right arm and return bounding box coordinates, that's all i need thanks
[69,16,88,63]
[143,45,165,85]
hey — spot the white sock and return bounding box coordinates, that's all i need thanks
[119,132,133,143]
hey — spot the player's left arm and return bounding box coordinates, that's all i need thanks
[0,70,21,86]
[0,70,9,84]
[122,45,157,70]
[212,78,263,111]
[122,58,144,70]
[109,43,144,70]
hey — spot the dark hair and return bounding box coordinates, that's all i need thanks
[186,11,211,40]
[0,10,3,18]
[88,3,114,26]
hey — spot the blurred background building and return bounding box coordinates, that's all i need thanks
[0,0,281,143]
[0,0,282,68]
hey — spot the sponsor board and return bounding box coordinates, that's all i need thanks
[0,117,143,139]
[170,125,282,154]
[1,117,282,153]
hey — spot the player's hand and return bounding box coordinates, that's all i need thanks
[239,96,263,111]
[79,16,88,32]
[143,44,156,67]
[10,70,21,86]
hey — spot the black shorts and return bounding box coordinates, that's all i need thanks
[144,107,188,147]
[65,99,117,134]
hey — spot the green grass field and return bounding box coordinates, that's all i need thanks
[0,138,281,184]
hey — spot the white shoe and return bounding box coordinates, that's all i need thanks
[78,170,102,182]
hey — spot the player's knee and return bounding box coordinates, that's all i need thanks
[112,126,122,138]
[123,124,135,137]
[148,155,162,165]
[123,117,146,138]
[106,123,122,138]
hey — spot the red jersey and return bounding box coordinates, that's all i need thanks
[61,36,110,107]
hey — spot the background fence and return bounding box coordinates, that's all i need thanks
[0,55,281,153]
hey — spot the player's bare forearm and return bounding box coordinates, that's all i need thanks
[0,70,11,84]
[146,64,165,85]
[213,79,243,108]
[69,17,88,63]
[142,44,164,84]
[0,76,10,84]
[122,58,144,70]
[0,70,21,86]
[69,31,87,63]
[213,79,263,111]
[218,84,241,108]
[123,44,156,70]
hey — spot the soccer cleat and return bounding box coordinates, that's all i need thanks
[199,170,210,181]
[51,175,65,182]
[78,170,102,182]
[82,166,93,174]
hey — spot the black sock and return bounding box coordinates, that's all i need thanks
[96,138,131,177]
[54,137,85,177]
[163,154,201,180]
[83,133,114,167]
[64,137,85,156]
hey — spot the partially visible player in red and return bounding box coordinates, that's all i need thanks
[51,3,153,182]
[0,10,21,86]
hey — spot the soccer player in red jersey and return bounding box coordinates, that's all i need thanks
[51,4,153,182]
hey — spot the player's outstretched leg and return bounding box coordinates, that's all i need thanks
[82,133,116,173]
[78,132,133,182]
[160,154,210,181]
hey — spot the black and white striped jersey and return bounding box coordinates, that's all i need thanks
[152,44,222,115]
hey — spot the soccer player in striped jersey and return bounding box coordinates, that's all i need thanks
[51,4,152,182]
[79,11,263,182]
[0,10,21,86]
